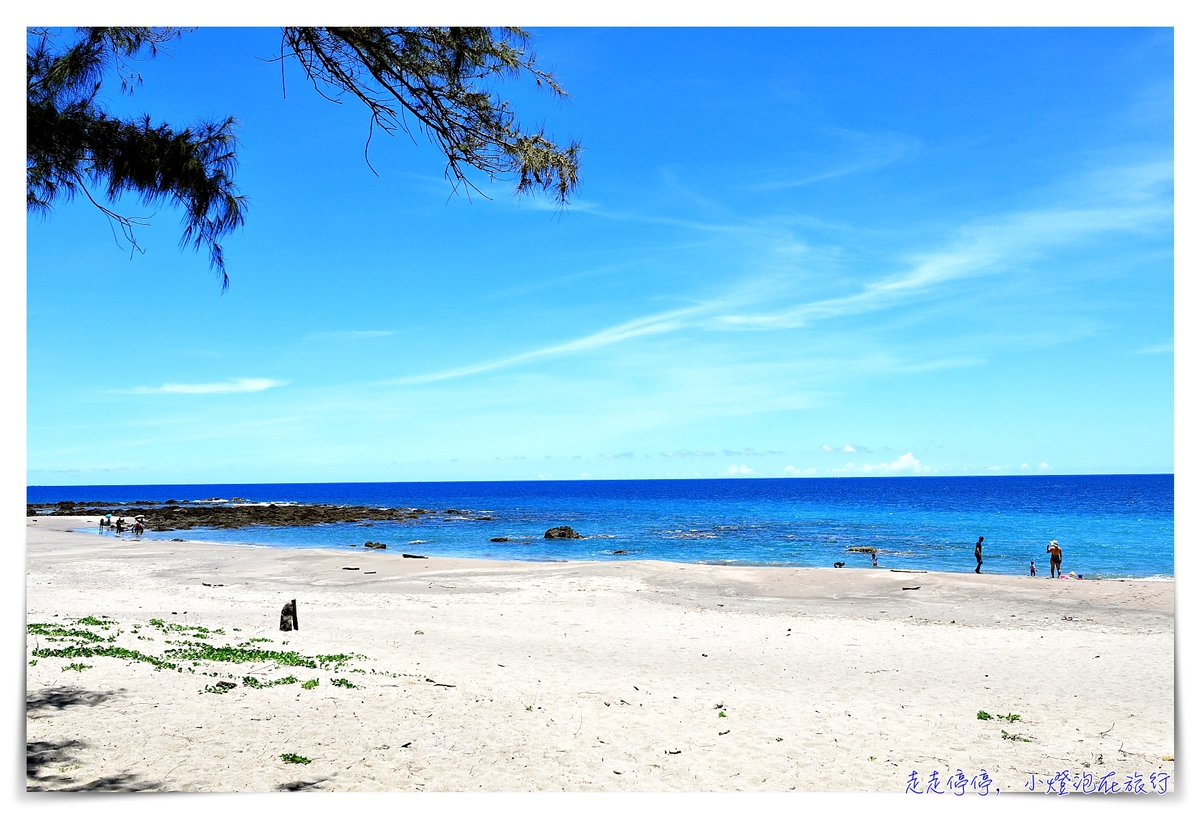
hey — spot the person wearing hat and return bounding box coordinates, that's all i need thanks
[1046,540,1063,578]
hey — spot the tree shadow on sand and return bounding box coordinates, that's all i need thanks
[27,685,121,714]
[27,738,161,791]
[277,778,329,791]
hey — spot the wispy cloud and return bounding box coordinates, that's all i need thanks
[383,161,1170,387]
[662,450,716,458]
[725,465,755,476]
[783,465,817,476]
[717,200,1170,331]
[1135,341,1173,354]
[306,330,395,340]
[391,306,709,385]
[752,129,920,191]
[723,447,783,457]
[600,452,635,459]
[128,378,286,395]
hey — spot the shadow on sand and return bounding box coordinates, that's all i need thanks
[27,686,161,791]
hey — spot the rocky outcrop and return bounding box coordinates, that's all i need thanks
[544,526,583,539]
[26,501,435,532]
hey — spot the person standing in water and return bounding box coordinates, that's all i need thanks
[974,536,984,574]
[1046,540,1063,578]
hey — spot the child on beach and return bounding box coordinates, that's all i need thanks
[1029,560,1037,577]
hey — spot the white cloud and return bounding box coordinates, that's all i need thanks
[129,378,285,395]
[725,465,754,476]
[822,444,862,453]
[835,452,929,475]
[1136,341,1173,354]
[1021,463,1029,469]
[663,450,716,458]
[723,448,782,457]
[783,465,817,476]
[1039,462,1050,470]
[600,452,635,459]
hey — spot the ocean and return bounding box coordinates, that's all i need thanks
[27,475,1173,579]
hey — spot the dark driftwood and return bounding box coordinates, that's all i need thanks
[280,599,298,631]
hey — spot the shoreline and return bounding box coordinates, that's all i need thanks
[27,517,1174,792]
[45,515,1175,583]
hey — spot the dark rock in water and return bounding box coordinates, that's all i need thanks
[544,526,583,540]
[490,537,510,542]
[444,509,460,514]
[280,598,298,631]
[477,516,493,520]
[402,553,428,559]
[833,562,845,568]
[612,550,627,555]
[363,541,387,549]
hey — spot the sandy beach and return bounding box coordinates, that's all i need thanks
[25,516,1174,793]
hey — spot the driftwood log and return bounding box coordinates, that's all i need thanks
[280,598,298,631]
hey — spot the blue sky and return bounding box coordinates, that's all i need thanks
[26,27,1174,485]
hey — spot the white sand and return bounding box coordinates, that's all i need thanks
[26,517,1174,792]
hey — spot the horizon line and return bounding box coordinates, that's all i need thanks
[27,472,1175,490]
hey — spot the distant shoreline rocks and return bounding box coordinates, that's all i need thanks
[26,500,437,532]
[544,526,583,540]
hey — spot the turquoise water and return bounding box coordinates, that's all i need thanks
[28,475,1173,578]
